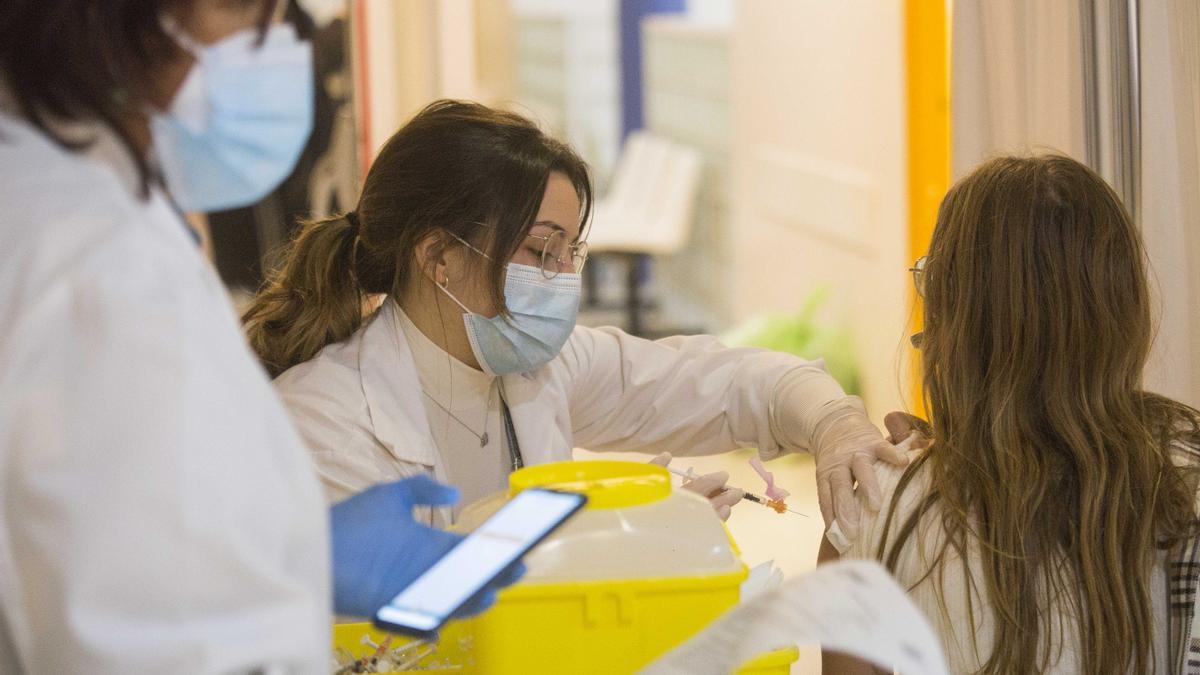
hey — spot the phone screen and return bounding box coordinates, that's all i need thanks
[374,488,586,635]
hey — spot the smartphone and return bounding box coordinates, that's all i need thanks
[374,488,587,638]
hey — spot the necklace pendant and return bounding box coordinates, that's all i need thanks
[479,432,489,447]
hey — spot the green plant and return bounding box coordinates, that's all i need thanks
[720,288,861,395]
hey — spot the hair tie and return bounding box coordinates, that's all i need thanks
[344,210,360,236]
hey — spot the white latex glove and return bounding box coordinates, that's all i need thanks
[649,453,744,521]
[809,397,909,543]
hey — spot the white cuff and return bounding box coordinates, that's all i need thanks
[767,360,851,455]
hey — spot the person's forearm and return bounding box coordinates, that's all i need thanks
[767,363,851,453]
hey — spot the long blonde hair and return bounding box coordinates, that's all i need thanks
[880,155,1200,673]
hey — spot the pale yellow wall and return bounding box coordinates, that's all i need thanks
[729,1,910,421]
[357,0,481,161]
[474,0,517,106]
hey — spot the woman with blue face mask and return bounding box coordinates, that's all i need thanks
[244,100,909,534]
[0,2,516,672]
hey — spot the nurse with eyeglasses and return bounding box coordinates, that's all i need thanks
[243,100,910,535]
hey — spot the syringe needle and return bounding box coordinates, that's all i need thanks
[740,491,809,518]
[664,465,808,517]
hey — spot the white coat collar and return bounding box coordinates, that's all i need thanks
[0,80,148,200]
[358,299,570,473]
[357,300,441,469]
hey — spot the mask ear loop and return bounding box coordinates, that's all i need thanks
[436,273,476,315]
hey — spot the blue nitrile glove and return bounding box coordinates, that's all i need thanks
[330,474,526,618]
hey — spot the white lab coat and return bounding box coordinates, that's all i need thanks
[275,300,849,517]
[0,112,330,672]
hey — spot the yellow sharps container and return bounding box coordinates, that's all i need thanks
[333,460,797,674]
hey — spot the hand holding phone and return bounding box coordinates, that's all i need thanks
[375,488,587,637]
[330,475,526,619]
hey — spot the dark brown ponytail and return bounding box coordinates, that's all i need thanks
[242,213,366,377]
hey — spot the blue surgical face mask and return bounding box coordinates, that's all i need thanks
[150,21,313,212]
[438,263,582,376]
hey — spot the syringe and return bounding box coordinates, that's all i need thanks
[664,466,808,517]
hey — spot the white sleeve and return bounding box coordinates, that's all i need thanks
[563,326,849,458]
[0,227,329,674]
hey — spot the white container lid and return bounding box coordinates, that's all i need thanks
[455,461,743,582]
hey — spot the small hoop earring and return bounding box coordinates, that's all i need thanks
[439,274,449,289]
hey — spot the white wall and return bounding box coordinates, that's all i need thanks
[511,0,622,180]
[950,1,1200,408]
[729,1,909,420]
[642,18,732,329]
[1140,0,1200,408]
[512,13,568,136]
[685,0,733,26]
[951,1,1087,177]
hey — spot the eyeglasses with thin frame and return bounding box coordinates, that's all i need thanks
[460,222,588,279]
[909,256,927,298]
[523,229,589,279]
[908,255,927,349]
